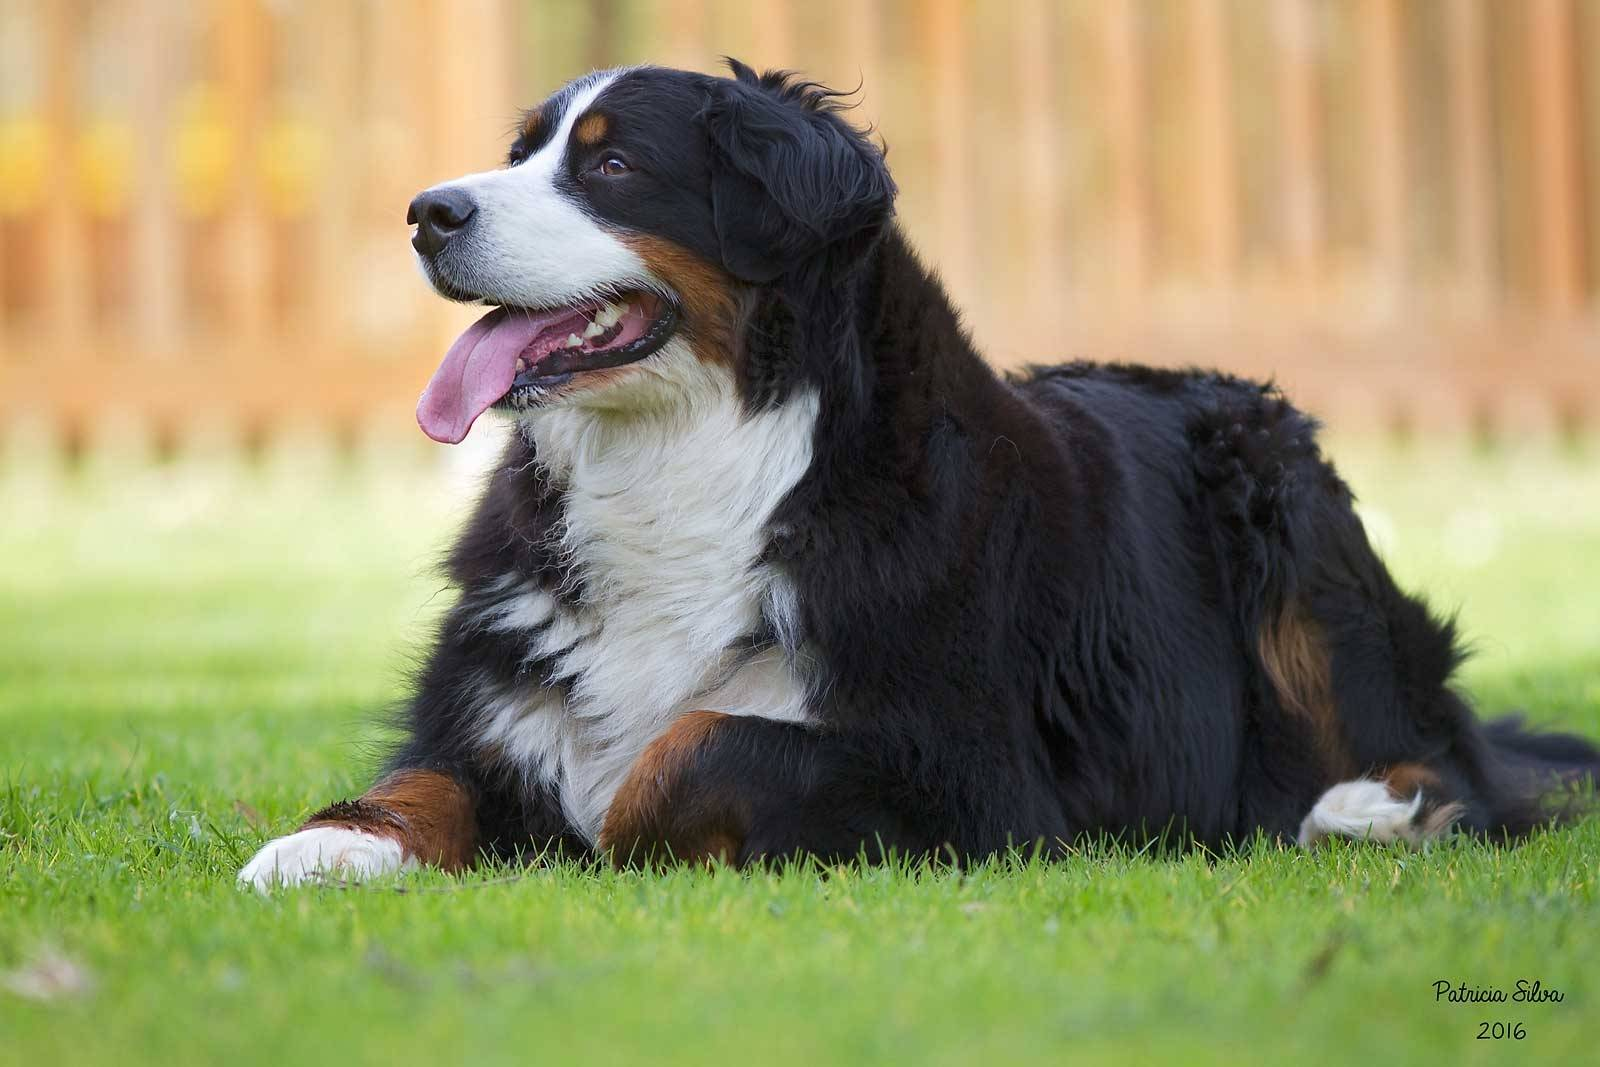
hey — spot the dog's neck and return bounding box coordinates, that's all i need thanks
[479,342,820,842]
[519,341,817,643]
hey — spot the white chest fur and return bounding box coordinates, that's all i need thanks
[470,351,818,843]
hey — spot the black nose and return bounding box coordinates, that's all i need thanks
[407,188,477,256]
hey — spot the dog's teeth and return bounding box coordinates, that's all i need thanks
[515,357,528,373]
[595,304,621,328]
[565,333,583,348]
[582,320,605,339]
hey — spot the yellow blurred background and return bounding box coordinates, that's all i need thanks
[0,0,1597,452]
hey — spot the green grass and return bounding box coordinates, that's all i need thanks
[3,437,1599,1065]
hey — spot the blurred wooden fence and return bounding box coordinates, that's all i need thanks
[1,0,1597,453]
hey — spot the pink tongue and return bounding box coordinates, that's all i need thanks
[417,307,568,444]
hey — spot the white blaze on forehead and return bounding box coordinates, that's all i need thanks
[416,69,657,310]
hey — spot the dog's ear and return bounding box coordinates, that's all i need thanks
[702,60,896,283]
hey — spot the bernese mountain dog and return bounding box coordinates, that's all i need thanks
[240,60,1598,888]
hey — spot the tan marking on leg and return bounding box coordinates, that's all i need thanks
[302,769,478,872]
[1258,604,1351,776]
[599,710,743,866]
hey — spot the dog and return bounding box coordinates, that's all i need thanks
[240,60,1599,888]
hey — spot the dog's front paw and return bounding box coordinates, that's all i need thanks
[237,826,411,891]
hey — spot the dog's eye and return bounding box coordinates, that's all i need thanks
[597,157,630,177]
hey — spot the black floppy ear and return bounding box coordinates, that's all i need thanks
[702,60,896,283]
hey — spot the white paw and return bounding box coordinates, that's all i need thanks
[1298,779,1423,846]
[237,826,411,891]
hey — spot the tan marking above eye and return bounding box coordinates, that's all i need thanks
[575,112,610,146]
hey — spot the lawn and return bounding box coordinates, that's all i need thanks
[2,434,1598,1065]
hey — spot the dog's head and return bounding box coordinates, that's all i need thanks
[410,61,894,443]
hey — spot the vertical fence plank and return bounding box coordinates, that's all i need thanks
[1189,0,1236,293]
[41,0,90,355]
[579,1,609,71]
[923,0,972,303]
[1360,0,1405,296]
[420,0,490,179]
[1527,0,1584,314]
[838,0,883,119]
[305,0,359,351]
[874,0,932,248]
[1274,0,1323,295]
[1016,0,1064,318]
[1581,1,1600,311]
[218,0,269,347]
[129,0,182,361]
[749,0,792,70]
[1445,0,1494,312]
[661,0,708,71]
[1103,1,1148,311]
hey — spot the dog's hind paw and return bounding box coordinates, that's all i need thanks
[1298,779,1429,846]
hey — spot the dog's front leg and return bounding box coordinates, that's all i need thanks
[237,768,477,890]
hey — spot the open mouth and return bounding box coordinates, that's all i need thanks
[503,292,678,391]
[417,290,678,444]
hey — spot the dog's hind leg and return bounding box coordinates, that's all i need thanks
[1291,518,1599,843]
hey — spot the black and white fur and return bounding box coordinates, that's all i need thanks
[240,62,1598,889]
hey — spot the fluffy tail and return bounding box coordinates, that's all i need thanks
[1480,714,1600,836]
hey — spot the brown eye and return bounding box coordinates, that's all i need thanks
[598,157,630,177]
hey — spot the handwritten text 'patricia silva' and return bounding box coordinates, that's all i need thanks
[1432,979,1565,1004]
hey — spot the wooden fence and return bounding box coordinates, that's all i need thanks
[1,0,1597,451]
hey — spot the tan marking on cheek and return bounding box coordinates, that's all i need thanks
[301,769,478,871]
[574,112,609,145]
[618,235,740,366]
